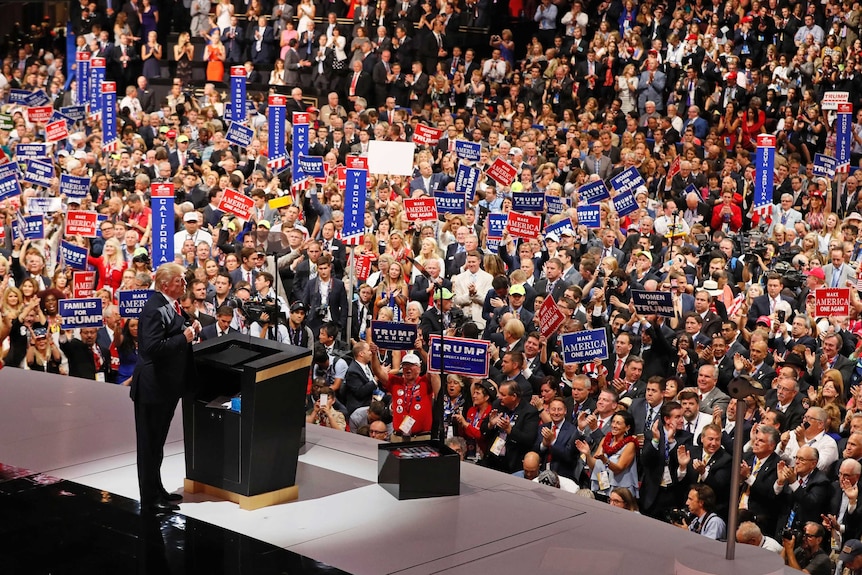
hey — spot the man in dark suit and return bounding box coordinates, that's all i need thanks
[199,306,239,341]
[811,333,856,393]
[410,259,452,310]
[131,263,199,513]
[746,273,797,330]
[407,61,429,108]
[826,458,862,544]
[775,445,831,532]
[740,423,783,536]
[372,50,394,108]
[535,398,580,481]
[303,254,348,336]
[765,376,806,432]
[677,424,732,519]
[734,340,777,391]
[481,381,540,473]
[342,342,378,415]
[221,16,245,65]
[60,326,112,382]
[612,356,647,401]
[250,16,276,65]
[630,378,665,437]
[533,258,570,301]
[136,75,157,114]
[229,247,259,293]
[639,401,694,519]
[346,60,373,106]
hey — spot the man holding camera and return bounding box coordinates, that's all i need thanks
[780,522,832,575]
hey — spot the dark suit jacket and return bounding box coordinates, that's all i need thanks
[343,360,377,415]
[746,294,796,329]
[131,292,196,404]
[480,398,540,473]
[533,278,570,301]
[678,446,733,519]
[60,337,111,382]
[640,428,694,514]
[199,324,238,341]
[830,477,862,543]
[629,398,663,437]
[765,395,806,431]
[742,451,782,536]
[229,267,258,292]
[777,468,832,532]
[410,275,453,309]
[534,420,580,480]
[303,276,349,333]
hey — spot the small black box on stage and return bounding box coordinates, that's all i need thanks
[377,440,460,500]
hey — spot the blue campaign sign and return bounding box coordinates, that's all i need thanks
[429,335,490,377]
[227,67,247,124]
[612,190,638,217]
[576,205,601,228]
[60,173,90,198]
[487,213,507,238]
[454,140,482,162]
[579,179,610,204]
[371,321,418,350]
[511,191,545,212]
[454,163,480,199]
[60,241,88,270]
[486,236,502,253]
[21,215,43,239]
[15,143,50,160]
[11,89,49,107]
[684,183,699,198]
[225,122,254,148]
[118,290,153,318]
[60,105,87,121]
[631,290,675,317]
[435,191,466,215]
[813,154,838,178]
[561,328,609,364]
[27,197,63,214]
[49,110,76,129]
[59,298,103,329]
[609,166,646,196]
[297,154,325,178]
[23,160,54,188]
[343,168,367,239]
[8,89,29,104]
[545,217,575,237]
[754,135,776,211]
[545,194,569,214]
[0,169,21,201]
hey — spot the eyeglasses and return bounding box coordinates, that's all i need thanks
[802,533,819,539]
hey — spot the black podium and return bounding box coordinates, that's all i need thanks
[182,334,312,510]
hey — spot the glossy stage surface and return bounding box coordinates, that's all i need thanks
[0,369,794,575]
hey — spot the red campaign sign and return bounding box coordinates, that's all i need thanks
[336,165,347,189]
[315,161,332,185]
[45,120,68,143]
[506,212,541,240]
[150,182,174,198]
[355,254,373,281]
[839,103,854,114]
[485,157,517,187]
[756,134,776,148]
[345,155,367,170]
[27,106,53,124]
[413,123,444,146]
[403,197,438,221]
[65,211,99,237]
[268,94,286,106]
[230,66,247,77]
[73,271,96,299]
[815,288,851,316]
[101,81,116,94]
[292,112,309,125]
[538,295,567,339]
[217,188,255,220]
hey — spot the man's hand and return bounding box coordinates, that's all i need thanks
[677,445,690,469]
[183,326,195,342]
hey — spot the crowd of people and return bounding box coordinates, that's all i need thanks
[8,0,862,571]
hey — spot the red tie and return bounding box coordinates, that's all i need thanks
[614,359,623,380]
[92,345,102,370]
[174,300,183,316]
[351,73,358,95]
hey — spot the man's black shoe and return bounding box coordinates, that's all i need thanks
[143,500,180,514]
[162,491,183,502]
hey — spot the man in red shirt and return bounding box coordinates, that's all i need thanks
[369,347,441,442]
[124,193,152,243]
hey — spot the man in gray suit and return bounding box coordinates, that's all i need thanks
[825,246,855,289]
[583,142,612,181]
[637,59,667,115]
[283,39,309,88]
[695,364,730,420]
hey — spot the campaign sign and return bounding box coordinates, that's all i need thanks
[837,102,853,172]
[612,190,638,217]
[435,191,466,215]
[100,81,117,148]
[297,154,325,178]
[355,253,373,281]
[609,166,646,196]
[21,215,43,240]
[59,298,103,329]
[23,160,54,188]
[428,335,490,377]
[28,197,63,214]
[60,241,88,270]
[217,188,255,220]
[61,105,87,122]
[343,168,368,240]
[60,173,90,199]
[150,182,175,266]
[412,123,443,146]
[815,288,851,316]
[576,205,601,228]
[486,236,502,253]
[454,163,480,199]
[89,58,105,115]
[0,113,12,130]
[506,212,541,240]
[371,321,418,351]
[45,120,68,142]
[545,217,575,237]
[404,197,438,221]
[24,89,50,107]
[545,195,569,215]
[292,112,309,183]
[267,94,286,170]
[579,179,610,204]
[346,155,368,171]
[0,169,21,201]
[813,154,838,178]
[631,290,675,317]
[49,110,76,129]
[485,157,517,187]
[225,121,254,148]
[118,290,153,318]
[454,140,482,162]
[73,271,96,299]
[511,191,545,212]
[27,105,53,125]
[561,328,609,364]
[487,213,507,238]
[65,210,99,237]
[15,143,50,160]
[538,296,567,339]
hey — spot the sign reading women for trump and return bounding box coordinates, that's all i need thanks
[118,290,153,318]
[455,163,480,199]
[561,329,609,364]
[429,335,489,377]
[631,290,675,317]
[412,123,444,145]
[59,298,103,328]
[371,321,418,350]
[609,166,646,195]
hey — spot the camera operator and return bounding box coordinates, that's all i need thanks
[780,522,831,575]
[676,484,726,540]
[604,269,634,314]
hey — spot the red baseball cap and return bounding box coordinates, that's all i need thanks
[166,129,177,139]
[804,267,825,281]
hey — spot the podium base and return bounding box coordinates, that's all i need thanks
[184,478,299,511]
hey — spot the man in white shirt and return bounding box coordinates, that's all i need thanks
[777,406,839,472]
[452,250,493,329]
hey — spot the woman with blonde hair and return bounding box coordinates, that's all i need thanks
[88,238,127,293]
[1,286,24,320]
[416,237,442,265]
[809,369,846,422]
[374,259,408,320]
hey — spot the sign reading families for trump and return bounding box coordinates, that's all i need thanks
[538,296,567,338]
[118,290,153,318]
[73,271,96,298]
[485,157,517,187]
[506,212,541,240]
[815,288,851,316]
[65,211,99,237]
[59,298,103,329]
[412,123,443,145]
[22,160,54,188]
[224,121,254,148]
[579,179,610,204]
[429,335,490,377]
[60,241,88,270]
[435,191,466,215]
[609,166,646,196]
[631,290,675,317]
[371,321,418,351]
[576,205,601,228]
[403,197,438,221]
[454,140,481,162]
[511,191,545,212]
[60,173,90,199]
[561,329,609,364]
[217,188,255,220]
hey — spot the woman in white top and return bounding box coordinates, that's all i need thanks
[216,0,233,31]
[616,63,638,114]
[297,0,316,35]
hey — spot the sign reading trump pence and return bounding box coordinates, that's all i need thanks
[561,329,609,365]
[815,288,850,317]
[429,335,489,377]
